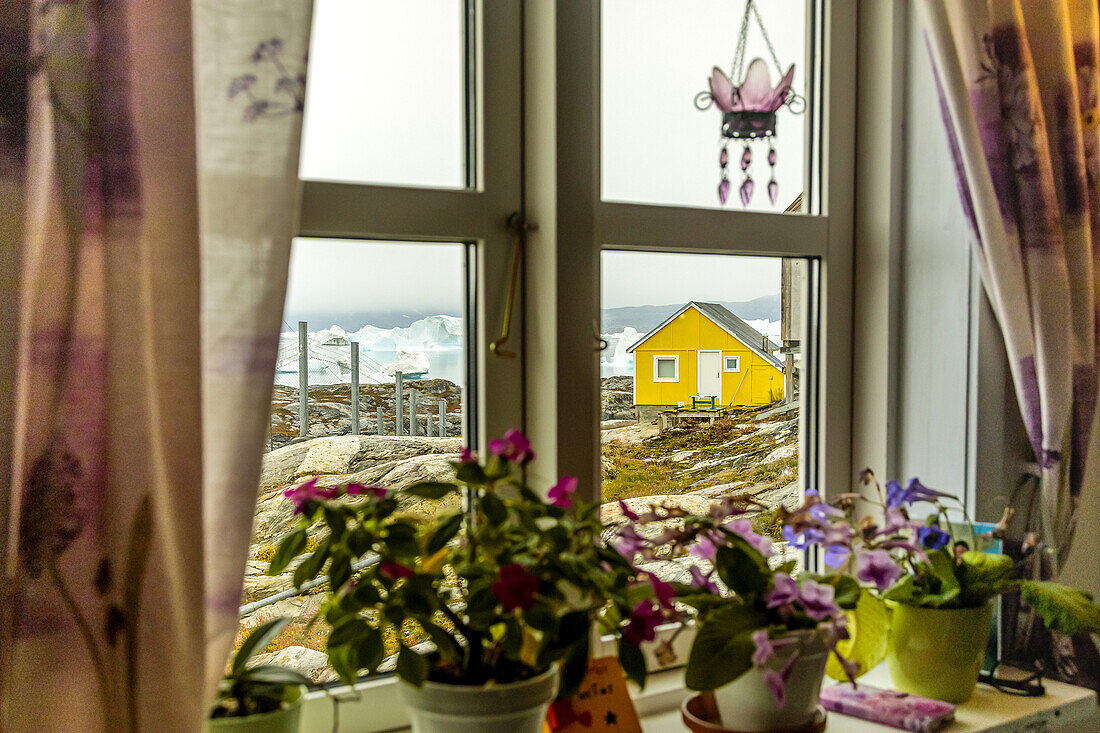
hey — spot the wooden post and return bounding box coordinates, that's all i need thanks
[377,407,383,435]
[438,400,446,438]
[298,321,308,437]
[350,341,360,435]
[395,371,404,436]
[409,388,418,437]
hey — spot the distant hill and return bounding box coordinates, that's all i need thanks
[283,309,462,331]
[601,294,780,333]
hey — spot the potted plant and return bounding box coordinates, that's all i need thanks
[611,493,863,732]
[208,617,312,732]
[266,431,651,733]
[785,471,1100,703]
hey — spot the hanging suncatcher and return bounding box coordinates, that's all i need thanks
[694,0,805,207]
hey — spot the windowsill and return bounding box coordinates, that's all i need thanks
[297,664,1098,733]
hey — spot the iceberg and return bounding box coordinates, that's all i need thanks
[381,349,430,377]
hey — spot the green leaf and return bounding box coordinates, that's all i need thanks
[328,642,360,685]
[329,551,352,591]
[232,617,290,676]
[400,575,440,616]
[383,523,420,558]
[455,461,487,485]
[522,602,556,633]
[328,618,369,648]
[396,645,429,687]
[685,604,763,691]
[239,664,312,688]
[293,538,331,588]
[480,492,508,525]
[352,580,382,606]
[618,639,647,689]
[357,626,385,673]
[714,543,767,600]
[426,512,464,555]
[816,574,861,609]
[1019,581,1100,636]
[558,636,590,699]
[423,622,463,662]
[406,482,459,501]
[956,552,1014,606]
[921,548,961,607]
[502,617,524,659]
[555,611,591,649]
[268,529,308,575]
[346,528,372,557]
[324,507,347,541]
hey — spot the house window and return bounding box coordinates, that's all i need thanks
[653,355,679,382]
[724,355,741,372]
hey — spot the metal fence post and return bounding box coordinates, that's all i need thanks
[395,371,404,436]
[409,388,418,437]
[438,400,446,438]
[298,321,308,437]
[350,341,360,435]
[377,407,383,435]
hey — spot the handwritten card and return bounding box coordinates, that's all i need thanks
[544,657,643,733]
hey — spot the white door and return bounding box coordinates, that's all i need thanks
[697,350,722,398]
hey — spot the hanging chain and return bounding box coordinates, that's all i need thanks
[730,0,753,83]
[751,2,786,77]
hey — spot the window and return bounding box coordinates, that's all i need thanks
[724,355,741,372]
[653,355,679,382]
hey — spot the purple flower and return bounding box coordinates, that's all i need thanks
[916,524,951,550]
[782,524,824,548]
[856,549,904,591]
[459,448,478,464]
[809,502,841,521]
[881,506,912,535]
[345,483,387,499]
[623,601,662,646]
[488,429,535,464]
[547,475,577,508]
[823,544,850,568]
[710,495,753,520]
[617,499,639,521]
[765,573,800,608]
[751,629,774,666]
[764,670,786,707]
[728,519,774,557]
[647,573,677,609]
[284,477,337,514]
[886,477,952,508]
[690,531,720,560]
[798,580,840,621]
[614,526,651,557]
[688,565,719,592]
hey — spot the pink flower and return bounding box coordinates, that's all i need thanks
[284,477,336,514]
[488,429,535,464]
[710,495,753,520]
[764,670,786,707]
[797,580,840,621]
[727,519,774,557]
[346,483,387,499]
[379,562,414,580]
[617,499,639,521]
[548,475,578,508]
[623,601,662,646]
[492,563,540,611]
[690,531,720,561]
[647,572,676,609]
[688,565,718,592]
[459,448,478,463]
[765,573,800,608]
[614,526,651,557]
[751,629,774,667]
[856,549,904,591]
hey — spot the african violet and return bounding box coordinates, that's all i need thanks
[266,431,656,697]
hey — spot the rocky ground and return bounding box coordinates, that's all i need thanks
[269,378,462,450]
[237,376,801,681]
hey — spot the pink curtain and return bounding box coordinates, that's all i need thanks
[917,0,1100,688]
[0,1,313,729]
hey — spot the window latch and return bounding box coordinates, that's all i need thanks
[490,212,537,358]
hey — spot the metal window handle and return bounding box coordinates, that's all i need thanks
[595,322,609,352]
[490,212,536,359]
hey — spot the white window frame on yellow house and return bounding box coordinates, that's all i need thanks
[724,355,742,373]
[652,355,679,383]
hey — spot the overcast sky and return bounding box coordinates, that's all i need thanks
[293,0,803,323]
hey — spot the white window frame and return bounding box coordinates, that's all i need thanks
[724,354,741,373]
[652,354,679,383]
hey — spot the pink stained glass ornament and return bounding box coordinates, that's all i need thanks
[768,147,777,166]
[768,178,778,205]
[718,177,731,205]
[720,147,729,168]
[740,177,754,206]
[740,146,752,171]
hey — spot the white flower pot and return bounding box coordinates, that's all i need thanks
[712,632,827,732]
[396,667,560,733]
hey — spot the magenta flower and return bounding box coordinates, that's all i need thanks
[623,601,662,646]
[488,429,535,464]
[688,565,719,592]
[856,549,904,591]
[690,531,720,561]
[765,573,800,608]
[614,525,651,557]
[459,447,478,464]
[548,475,578,508]
[798,580,840,621]
[284,477,337,514]
[727,519,774,557]
[379,562,414,580]
[346,483,387,499]
[617,499,639,521]
[647,572,676,609]
[492,563,540,611]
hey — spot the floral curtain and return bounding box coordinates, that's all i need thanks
[0,1,312,730]
[916,0,1100,687]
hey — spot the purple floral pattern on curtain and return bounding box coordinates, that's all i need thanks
[917,0,1100,691]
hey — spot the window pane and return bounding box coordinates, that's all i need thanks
[300,0,469,188]
[600,252,810,589]
[239,239,469,683]
[656,358,675,379]
[602,0,810,211]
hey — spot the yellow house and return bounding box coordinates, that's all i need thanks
[628,301,785,419]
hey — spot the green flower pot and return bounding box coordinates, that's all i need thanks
[206,686,304,733]
[885,602,993,704]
